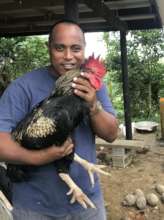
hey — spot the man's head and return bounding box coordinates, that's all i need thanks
[48,19,86,76]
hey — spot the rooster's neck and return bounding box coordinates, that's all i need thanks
[54,69,81,96]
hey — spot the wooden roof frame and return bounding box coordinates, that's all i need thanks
[0,0,163,37]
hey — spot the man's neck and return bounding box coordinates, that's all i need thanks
[48,65,59,78]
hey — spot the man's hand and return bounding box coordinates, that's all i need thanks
[52,138,74,159]
[72,72,97,108]
[33,138,74,166]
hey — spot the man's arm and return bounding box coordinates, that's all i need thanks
[0,132,74,165]
[89,105,118,142]
[72,72,118,142]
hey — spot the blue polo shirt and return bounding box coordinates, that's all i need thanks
[0,67,115,217]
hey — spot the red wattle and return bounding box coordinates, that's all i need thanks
[89,75,102,90]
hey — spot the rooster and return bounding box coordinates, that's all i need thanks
[7,54,109,208]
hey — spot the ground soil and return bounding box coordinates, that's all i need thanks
[98,129,164,220]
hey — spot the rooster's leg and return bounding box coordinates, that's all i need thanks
[59,173,96,209]
[74,153,111,187]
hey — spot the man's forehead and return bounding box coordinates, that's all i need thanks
[53,22,83,33]
[51,23,85,42]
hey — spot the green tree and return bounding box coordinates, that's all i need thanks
[0,36,49,94]
[0,36,49,77]
[103,32,123,119]
[103,29,164,121]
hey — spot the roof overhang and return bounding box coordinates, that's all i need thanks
[0,0,163,37]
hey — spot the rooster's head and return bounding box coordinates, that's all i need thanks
[83,54,106,90]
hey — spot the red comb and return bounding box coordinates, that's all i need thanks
[83,53,106,90]
[84,53,106,77]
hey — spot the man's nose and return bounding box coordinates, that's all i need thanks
[64,49,73,60]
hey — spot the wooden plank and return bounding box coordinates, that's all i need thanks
[96,138,145,150]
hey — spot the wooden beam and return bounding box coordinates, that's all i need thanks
[84,0,127,31]
[0,12,101,26]
[0,0,64,12]
[0,26,51,37]
[120,14,156,21]
[80,22,116,32]
[0,22,115,37]
[105,0,150,10]
[0,0,13,3]
[96,138,146,150]
[64,0,79,21]
[0,14,62,25]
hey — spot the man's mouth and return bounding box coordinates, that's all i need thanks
[62,63,76,70]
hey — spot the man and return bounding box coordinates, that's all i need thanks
[0,20,118,220]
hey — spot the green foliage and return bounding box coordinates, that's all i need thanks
[0,36,49,81]
[103,29,164,122]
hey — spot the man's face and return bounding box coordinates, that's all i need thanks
[48,23,85,76]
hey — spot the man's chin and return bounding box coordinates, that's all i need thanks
[50,66,66,76]
[50,65,77,75]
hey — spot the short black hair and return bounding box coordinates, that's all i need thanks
[48,19,84,43]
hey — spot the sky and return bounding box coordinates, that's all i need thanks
[84,32,107,58]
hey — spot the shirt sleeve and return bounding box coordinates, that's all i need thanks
[96,83,116,116]
[0,80,30,132]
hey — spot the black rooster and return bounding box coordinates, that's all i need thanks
[7,55,109,208]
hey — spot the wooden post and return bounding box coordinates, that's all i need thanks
[160,98,164,140]
[64,0,79,22]
[120,30,132,140]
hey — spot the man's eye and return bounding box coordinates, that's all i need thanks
[55,45,64,51]
[72,47,81,52]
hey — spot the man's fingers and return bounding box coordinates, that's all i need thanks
[66,137,73,144]
[80,72,91,79]
[72,75,96,105]
[73,75,90,88]
[74,89,88,100]
[61,137,74,156]
[73,84,91,94]
[64,143,74,155]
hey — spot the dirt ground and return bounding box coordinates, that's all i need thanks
[98,129,164,220]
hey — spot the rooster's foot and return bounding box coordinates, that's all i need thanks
[59,173,96,209]
[74,153,111,187]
